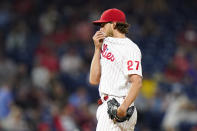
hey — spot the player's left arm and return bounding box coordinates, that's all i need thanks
[117,46,143,118]
[117,74,142,117]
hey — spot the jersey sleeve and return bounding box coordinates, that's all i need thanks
[123,47,142,77]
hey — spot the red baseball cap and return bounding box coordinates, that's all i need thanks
[93,8,126,25]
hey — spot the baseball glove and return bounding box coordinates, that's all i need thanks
[107,98,135,123]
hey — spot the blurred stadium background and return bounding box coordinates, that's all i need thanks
[0,0,197,131]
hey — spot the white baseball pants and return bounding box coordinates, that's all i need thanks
[96,96,137,131]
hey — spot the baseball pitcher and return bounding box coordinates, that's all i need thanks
[89,8,143,131]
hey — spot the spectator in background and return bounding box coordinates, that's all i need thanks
[162,86,197,131]
[39,4,59,35]
[35,36,59,73]
[74,21,93,44]
[14,63,30,87]
[165,47,189,82]
[50,24,70,46]
[0,82,13,120]
[68,87,95,130]
[6,20,29,62]
[59,104,79,131]
[1,105,29,131]
[68,87,90,108]
[177,23,197,47]
[31,60,50,88]
[173,47,189,73]
[49,80,68,104]
[0,54,16,84]
[60,47,83,77]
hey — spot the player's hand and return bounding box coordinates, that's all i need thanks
[117,105,127,118]
[93,31,106,49]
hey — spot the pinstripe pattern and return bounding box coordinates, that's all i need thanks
[99,37,142,97]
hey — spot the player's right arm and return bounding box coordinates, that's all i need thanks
[89,31,105,85]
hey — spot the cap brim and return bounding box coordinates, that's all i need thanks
[92,20,109,26]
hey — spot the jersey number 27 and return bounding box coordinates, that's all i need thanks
[127,60,139,70]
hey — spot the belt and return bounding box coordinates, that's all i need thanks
[97,95,109,105]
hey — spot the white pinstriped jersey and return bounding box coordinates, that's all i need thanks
[99,37,142,97]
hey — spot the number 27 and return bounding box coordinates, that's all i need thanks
[127,60,139,70]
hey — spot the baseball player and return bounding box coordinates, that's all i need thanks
[89,8,143,131]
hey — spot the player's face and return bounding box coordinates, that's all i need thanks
[100,22,113,37]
